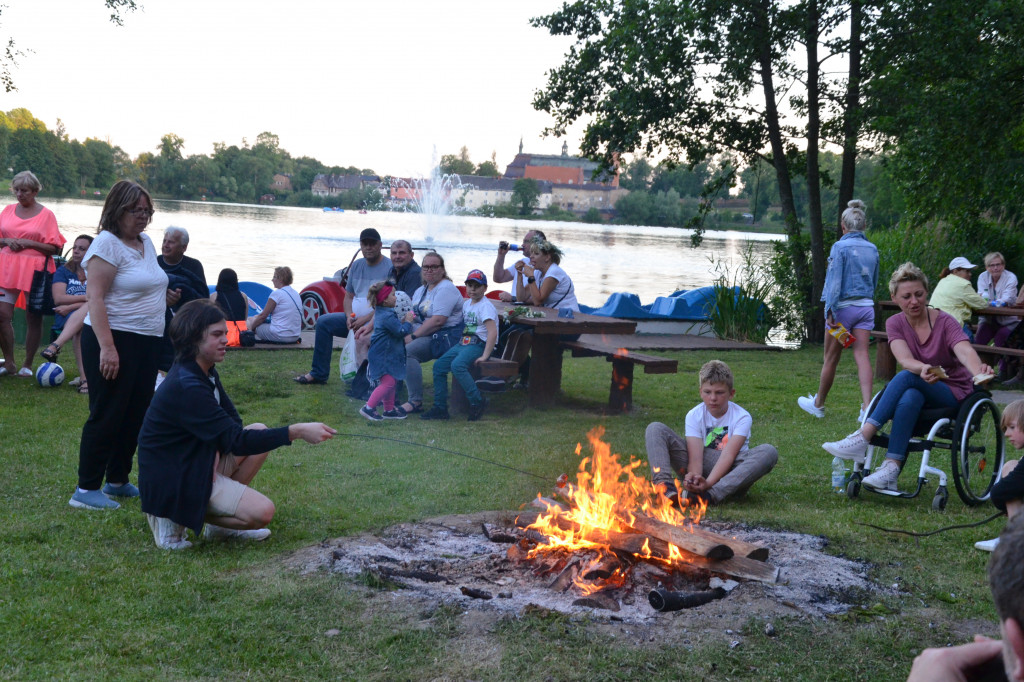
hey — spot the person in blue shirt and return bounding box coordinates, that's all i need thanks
[798,199,879,422]
[359,281,415,422]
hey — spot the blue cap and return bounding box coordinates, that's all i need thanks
[465,269,487,286]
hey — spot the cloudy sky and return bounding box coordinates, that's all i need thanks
[0,0,586,176]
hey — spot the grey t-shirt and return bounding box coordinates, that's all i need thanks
[346,256,392,316]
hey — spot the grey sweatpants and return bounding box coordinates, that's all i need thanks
[645,421,778,504]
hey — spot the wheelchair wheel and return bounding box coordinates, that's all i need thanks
[846,477,861,499]
[932,486,948,511]
[952,393,1004,506]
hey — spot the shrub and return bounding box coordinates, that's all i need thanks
[704,245,779,344]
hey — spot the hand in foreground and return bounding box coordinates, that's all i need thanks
[683,473,710,493]
[289,422,337,444]
[474,355,491,366]
[99,345,120,380]
[403,311,415,323]
[498,291,514,302]
[920,366,940,384]
[166,288,182,307]
[906,636,1003,682]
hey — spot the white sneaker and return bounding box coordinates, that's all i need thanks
[147,514,192,550]
[862,460,901,492]
[822,430,868,462]
[202,524,272,541]
[798,394,825,418]
[974,537,1000,552]
[859,407,868,423]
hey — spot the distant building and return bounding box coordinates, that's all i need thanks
[502,140,625,215]
[311,174,382,196]
[271,174,293,191]
[456,175,552,211]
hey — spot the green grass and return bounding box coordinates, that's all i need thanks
[0,345,1010,680]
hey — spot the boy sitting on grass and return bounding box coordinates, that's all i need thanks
[420,269,497,422]
[975,398,1024,552]
[646,359,778,506]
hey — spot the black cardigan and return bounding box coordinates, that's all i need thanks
[138,359,290,532]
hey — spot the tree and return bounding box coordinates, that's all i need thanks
[439,146,476,176]
[511,178,541,215]
[618,158,653,191]
[476,160,500,177]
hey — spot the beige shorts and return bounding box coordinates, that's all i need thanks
[0,288,20,305]
[207,453,248,517]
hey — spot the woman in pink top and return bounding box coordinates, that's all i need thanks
[0,171,65,377]
[822,262,993,493]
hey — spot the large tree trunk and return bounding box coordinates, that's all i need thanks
[805,0,826,342]
[837,0,862,237]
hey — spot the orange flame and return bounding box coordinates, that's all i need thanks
[527,427,707,594]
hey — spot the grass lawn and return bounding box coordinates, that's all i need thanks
[0,344,1012,680]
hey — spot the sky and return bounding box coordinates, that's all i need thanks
[0,0,587,177]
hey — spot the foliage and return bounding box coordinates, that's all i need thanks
[511,177,541,215]
[581,207,603,223]
[438,146,475,176]
[768,232,817,342]
[703,244,779,344]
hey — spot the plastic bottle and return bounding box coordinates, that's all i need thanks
[507,243,521,251]
[831,456,848,493]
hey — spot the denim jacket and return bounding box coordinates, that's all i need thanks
[367,307,414,382]
[821,231,879,315]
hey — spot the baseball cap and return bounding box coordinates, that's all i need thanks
[948,256,977,270]
[359,228,382,243]
[465,269,488,286]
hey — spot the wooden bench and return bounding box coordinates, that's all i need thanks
[872,329,1024,380]
[449,330,532,414]
[561,339,679,411]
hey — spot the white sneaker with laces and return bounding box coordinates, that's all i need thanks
[798,394,825,418]
[147,514,192,550]
[862,460,901,492]
[202,524,272,541]
[974,537,1000,552]
[822,430,868,462]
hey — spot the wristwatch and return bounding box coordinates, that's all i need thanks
[527,276,535,284]
[410,333,416,340]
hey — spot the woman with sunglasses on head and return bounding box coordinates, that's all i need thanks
[69,181,170,511]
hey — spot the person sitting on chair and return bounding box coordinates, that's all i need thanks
[822,262,993,493]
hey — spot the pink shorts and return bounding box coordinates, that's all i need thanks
[833,305,874,332]
[207,454,248,517]
[0,288,20,304]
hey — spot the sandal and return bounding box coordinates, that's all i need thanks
[69,376,82,387]
[41,342,61,362]
[400,401,423,414]
[78,381,89,395]
[293,373,326,385]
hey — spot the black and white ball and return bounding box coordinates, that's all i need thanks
[36,362,65,387]
[394,290,414,319]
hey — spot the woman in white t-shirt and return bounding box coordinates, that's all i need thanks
[248,266,302,344]
[518,240,580,312]
[70,181,170,511]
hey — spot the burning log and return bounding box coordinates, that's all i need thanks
[548,562,580,592]
[619,511,733,560]
[648,586,726,611]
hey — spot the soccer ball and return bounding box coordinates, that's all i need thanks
[36,362,65,387]
[394,290,414,319]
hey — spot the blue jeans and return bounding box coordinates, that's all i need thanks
[867,370,958,461]
[309,313,349,382]
[432,342,485,409]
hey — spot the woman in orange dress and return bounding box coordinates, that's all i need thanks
[0,171,65,376]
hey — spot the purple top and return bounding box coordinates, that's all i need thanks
[886,309,974,400]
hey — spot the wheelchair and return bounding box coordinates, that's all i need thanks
[846,387,1004,510]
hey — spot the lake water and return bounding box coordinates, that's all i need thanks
[45,198,781,308]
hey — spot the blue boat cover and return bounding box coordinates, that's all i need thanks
[208,281,272,316]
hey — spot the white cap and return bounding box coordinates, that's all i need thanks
[949,256,977,270]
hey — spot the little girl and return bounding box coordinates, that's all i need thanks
[360,281,415,422]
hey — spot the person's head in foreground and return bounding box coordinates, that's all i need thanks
[465,269,488,301]
[169,298,229,370]
[698,360,735,417]
[908,513,1024,680]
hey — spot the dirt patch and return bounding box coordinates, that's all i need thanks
[286,510,887,632]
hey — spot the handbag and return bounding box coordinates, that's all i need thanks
[28,268,55,316]
[226,320,247,347]
[239,330,257,347]
[429,325,463,359]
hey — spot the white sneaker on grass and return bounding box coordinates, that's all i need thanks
[146,514,192,550]
[202,524,272,542]
[974,537,1000,552]
[798,394,825,418]
[862,460,901,492]
[822,430,868,462]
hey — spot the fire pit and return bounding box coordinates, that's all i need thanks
[290,429,882,626]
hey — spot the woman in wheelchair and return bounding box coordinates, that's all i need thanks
[824,262,993,492]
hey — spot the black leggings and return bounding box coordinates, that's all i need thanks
[77,325,160,490]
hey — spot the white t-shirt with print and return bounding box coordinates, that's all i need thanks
[683,401,752,454]
[461,298,498,342]
[83,231,168,337]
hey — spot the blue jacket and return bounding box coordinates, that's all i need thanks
[821,231,879,315]
[367,307,414,382]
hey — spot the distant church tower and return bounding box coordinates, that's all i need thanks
[519,137,523,155]
[561,141,568,157]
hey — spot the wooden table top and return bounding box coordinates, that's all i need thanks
[494,302,637,336]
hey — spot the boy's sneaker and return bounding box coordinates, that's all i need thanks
[681,490,710,508]
[862,460,900,492]
[974,537,1000,552]
[382,407,407,420]
[102,482,140,498]
[147,514,191,550]
[202,524,272,542]
[467,398,488,422]
[822,430,868,462]
[859,406,868,423]
[420,406,450,420]
[798,394,825,418]
[476,376,507,393]
[68,489,120,510]
[656,480,681,509]
[359,405,383,422]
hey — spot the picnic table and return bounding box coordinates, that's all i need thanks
[495,303,637,407]
[873,301,1024,379]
